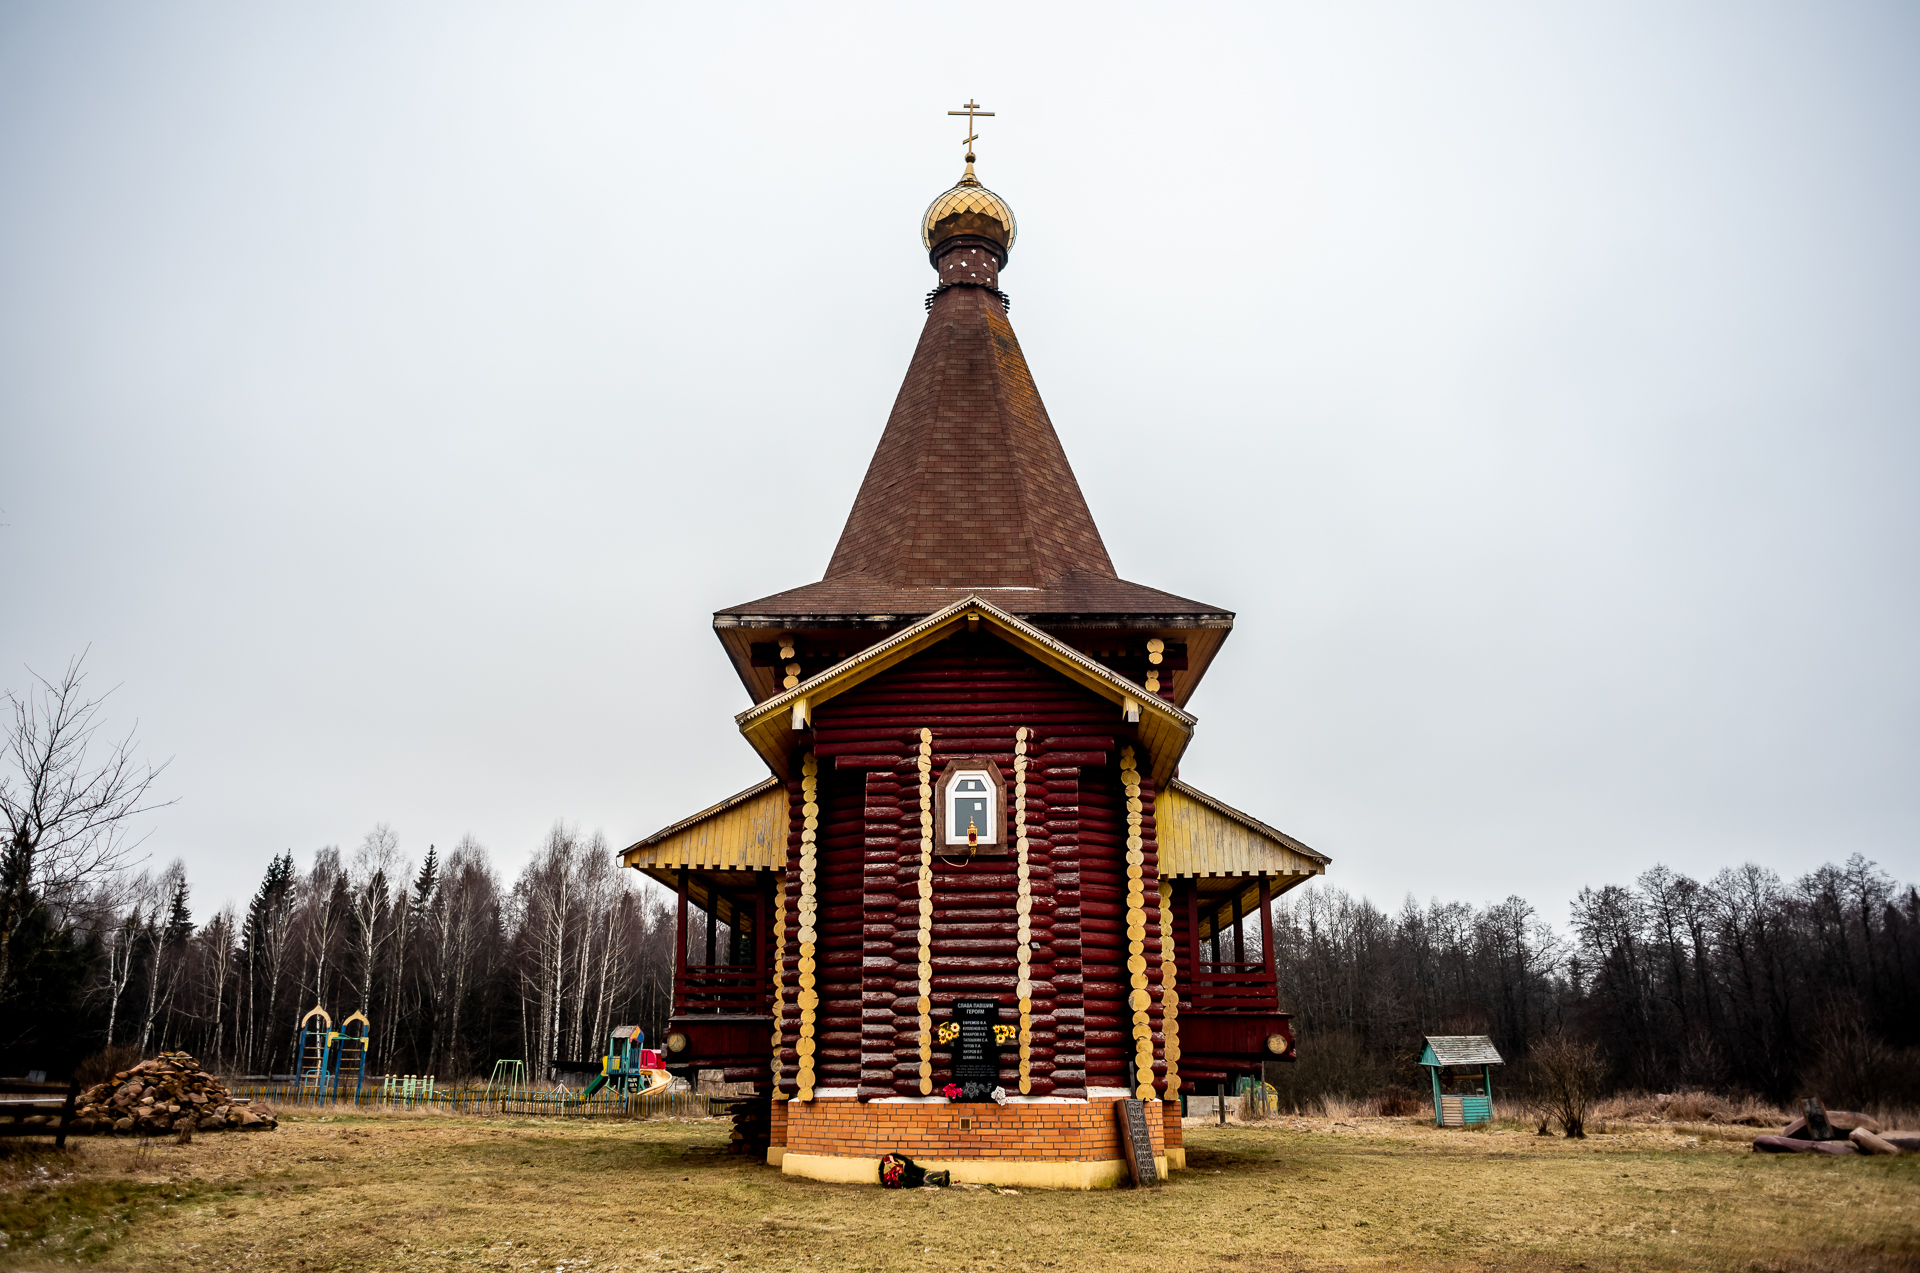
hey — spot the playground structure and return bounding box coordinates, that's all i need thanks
[295,1005,370,1098]
[580,1025,672,1099]
[485,1059,527,1096]
[283,1007,670,1111]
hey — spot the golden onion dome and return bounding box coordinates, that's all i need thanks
[921,162,1017,256]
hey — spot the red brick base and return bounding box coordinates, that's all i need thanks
[771,1098,1169,1187]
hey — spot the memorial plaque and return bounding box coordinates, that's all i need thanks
[951,998,1001,1101]
[1117,1098,1159,1187]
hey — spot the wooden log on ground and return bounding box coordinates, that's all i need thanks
[1850,1128,1902,1156]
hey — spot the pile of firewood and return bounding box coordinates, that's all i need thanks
[1754,1100,1915,1156]
[68,1052,277,1136]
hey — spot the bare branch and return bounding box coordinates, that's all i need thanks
[0,651,174,994]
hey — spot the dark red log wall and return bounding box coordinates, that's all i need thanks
[770,630,1172,1100]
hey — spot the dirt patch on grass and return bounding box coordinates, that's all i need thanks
[3,1113,1915,1272]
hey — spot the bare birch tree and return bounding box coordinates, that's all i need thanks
[299,847,345,1014]
[346,825,399,1014]
[137,862,191,1052]
[0,655,170,998]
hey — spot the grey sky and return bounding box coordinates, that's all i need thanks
[2,2,1915,922]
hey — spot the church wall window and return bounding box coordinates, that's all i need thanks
[933,758,1007,853]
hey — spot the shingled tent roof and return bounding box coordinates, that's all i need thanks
[718,286,1228,622]
[830,286,1112,588]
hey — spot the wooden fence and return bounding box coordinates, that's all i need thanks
[224,1082,727,1120]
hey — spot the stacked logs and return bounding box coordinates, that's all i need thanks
[724,1092,773,1156]
[1753,1102,1916,1156]
[66,1053,278,1136]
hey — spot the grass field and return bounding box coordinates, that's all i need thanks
[1,1113,1915,1273]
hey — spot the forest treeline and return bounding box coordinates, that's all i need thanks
[8,820,1918,1107]
[1267,855,1920,1110]
[22,823,691,1083]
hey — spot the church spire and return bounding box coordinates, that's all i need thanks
[823,126,1108,588]
[713,115,1235,709]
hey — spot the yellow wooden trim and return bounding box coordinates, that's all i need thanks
[1158,877,1181,1097]
[1120,747,1154,1099]
[795,753,819,1101]
[1155,780,1328,880]
[1014,727,1033,1095]
[916,729,935,1094]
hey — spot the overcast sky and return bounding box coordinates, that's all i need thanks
[3,2,1915,924]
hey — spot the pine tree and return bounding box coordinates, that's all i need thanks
[412,845,439,919]
[240,852,295,1072]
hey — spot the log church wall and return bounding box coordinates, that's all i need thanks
[769,632,1170,1102]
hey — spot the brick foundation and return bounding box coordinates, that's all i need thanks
[768,1097,790,1164]
[772,1098,1168,1189]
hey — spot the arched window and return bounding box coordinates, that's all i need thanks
[945,769,997,846]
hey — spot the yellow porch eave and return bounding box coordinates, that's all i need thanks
[735,594,1197,785]
[1158,779,1330,940]
[1157,779,1329,881]
[620,778,785,872]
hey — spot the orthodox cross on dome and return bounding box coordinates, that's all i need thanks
[947,99,995,161]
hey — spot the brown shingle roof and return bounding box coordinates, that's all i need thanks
[823,285,1118,589]
[711,277,1237,706]
[715,569,1230,623]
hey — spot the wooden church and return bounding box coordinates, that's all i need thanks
[622,112,1329,1188]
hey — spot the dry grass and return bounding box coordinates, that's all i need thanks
[1,1111,1916,1273]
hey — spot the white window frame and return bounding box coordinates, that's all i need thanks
[943,769,998,846]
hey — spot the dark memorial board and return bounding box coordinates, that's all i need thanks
[1117,1098,1159,1187]
[951,999,1001,1101]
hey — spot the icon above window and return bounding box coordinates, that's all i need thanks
[945,770,996,845]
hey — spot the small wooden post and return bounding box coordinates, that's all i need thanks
[755,876,768,1005]
[1217,1080,1226,1126]
[1257,877,1275,1009]
[55,1077,78,1151]
[1231,890,1245,964]
[705,889,717,966]
[675,867,689,1014]
[1186,884,1201,1002]
[1429,1066,1443,1127]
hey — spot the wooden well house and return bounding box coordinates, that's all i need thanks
[1420,1035,1503,1127]
[621,131,1331,1189]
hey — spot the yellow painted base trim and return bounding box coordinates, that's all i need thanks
[765,1146,786,1167]
[780,1152,880,1185]
[779,1152,1169,1190]
[1165,1147,1186,1170]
